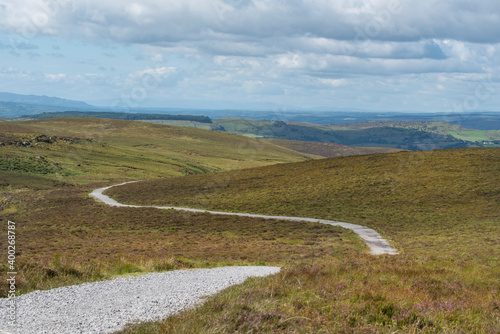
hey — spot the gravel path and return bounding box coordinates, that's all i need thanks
[0,181,397,334]
[0,266,280,334]
[90,182,398,255]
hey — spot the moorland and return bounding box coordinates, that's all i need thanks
[13,110,500,151]
[110,147,500,333]
[0,116,499,333]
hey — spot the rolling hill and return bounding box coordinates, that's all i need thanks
[0,117,314,186]
[108,147,499,333]
[7,109,500,151]
[261,138,402,157]
[214,118,499,150]
[2,114,498,332]
[0,92,94,109]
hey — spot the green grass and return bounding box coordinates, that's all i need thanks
[0,117,313,184]
[109,148,500,333]
[0,156,76,176]
[140,120,217,131]
[450,129,500,142]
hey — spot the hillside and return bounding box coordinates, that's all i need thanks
[0,92,93,108]
[108,148,500,236]
[107,147,499,333]
[261,138,402,157]
[214,118,499,150]
[0,117,313,185]
[1,143,498,332]
[327,121,500,143]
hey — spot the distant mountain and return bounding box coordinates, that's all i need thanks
[0,92,95,116]
[0,92,94,109]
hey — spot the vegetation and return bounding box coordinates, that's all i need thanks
[23,111,213,123]
[213,118,499,150]
[0,118,312,183]
[0,184,359,296]
[141,120,225,131]
[0,156,75,176]
[109,148,500,333]
[1,116,498,332]
[328,121,500,144]
[261,138,402,157]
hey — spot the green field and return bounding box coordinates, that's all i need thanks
[140,120,217,130]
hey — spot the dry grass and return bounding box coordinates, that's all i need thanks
[110,148,499,333]
[1,141,498,332]
[0,185,360,297]
[261,138,402,158]
[1,117,314,184]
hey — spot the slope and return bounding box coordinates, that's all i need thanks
[108,148,499,333]
[0,117,314,184]
[261,138,402,157]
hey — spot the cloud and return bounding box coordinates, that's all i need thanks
[125,66,178,88]
[1,0,499,111]
[0,1,496,81]
[44,73,67,82]
[2,1,500,44]
[318,78,348,87]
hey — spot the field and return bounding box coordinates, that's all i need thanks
[108,148,500,333]
[1,117,499,333]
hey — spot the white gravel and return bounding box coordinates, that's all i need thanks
[0,266,280,334]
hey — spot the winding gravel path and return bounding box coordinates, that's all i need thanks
[0,181,397,334]
[91,182,398,255]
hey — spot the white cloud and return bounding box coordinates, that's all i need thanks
[1,0,500,111]
[128,66,176,80]
[44,73,66,82]
[319,78,348,87]
[150,53,164,63]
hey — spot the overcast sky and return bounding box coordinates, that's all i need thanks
[0,0,499,112]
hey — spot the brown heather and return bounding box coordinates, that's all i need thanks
[111,148,499,333]
[1,118,499,333]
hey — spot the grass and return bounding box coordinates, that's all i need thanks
[0,156,76,176]
[1,118,498,333]
[450,129,500,142]
[0,118,313,184]
[0,185,359,297]
[261,138,402,158]
[140,120,218,131]
[108,148,499,333]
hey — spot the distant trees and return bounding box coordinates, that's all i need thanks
[28,111,213,123]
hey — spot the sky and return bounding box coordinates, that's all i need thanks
[0,0,499,112]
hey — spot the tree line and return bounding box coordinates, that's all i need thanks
[27,111,213,123]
